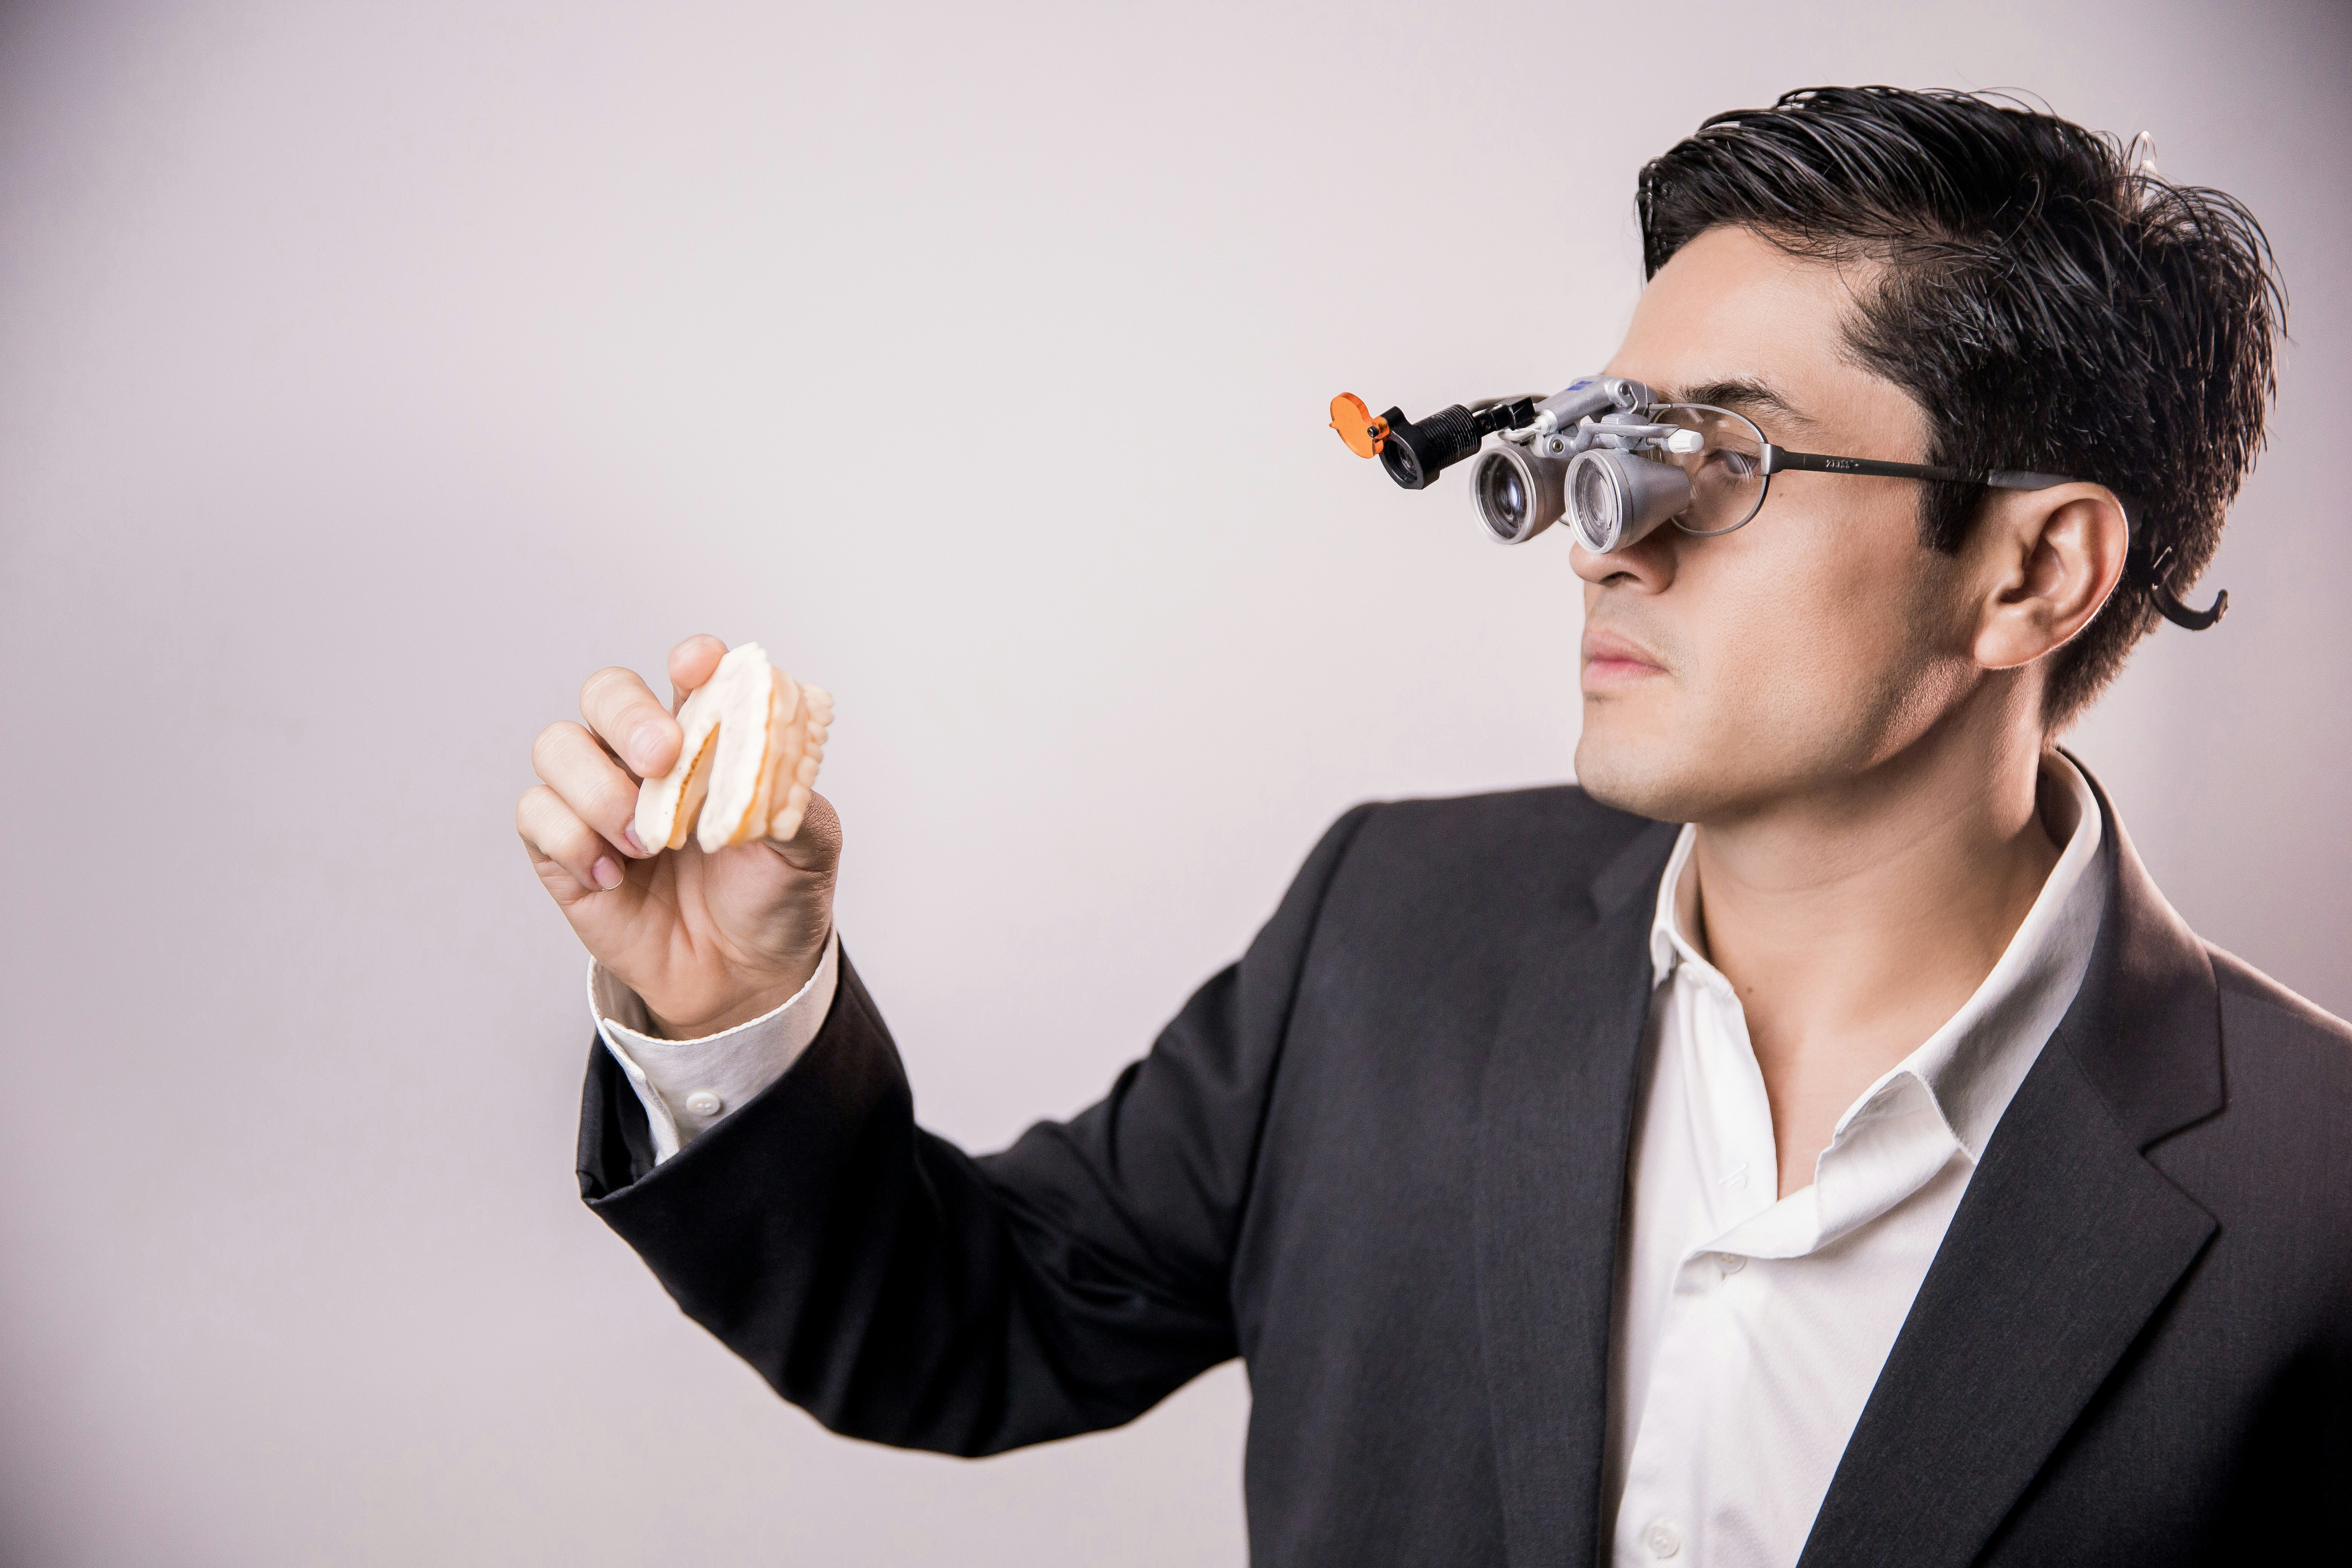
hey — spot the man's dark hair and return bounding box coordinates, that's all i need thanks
[1636,86,2285,727]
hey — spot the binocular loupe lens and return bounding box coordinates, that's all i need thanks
[1470,446,1568,544]
[1565,450,1693,553]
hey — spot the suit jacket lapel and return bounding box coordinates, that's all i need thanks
[1798,766,2225,1568]
[1475,818,1678,1568]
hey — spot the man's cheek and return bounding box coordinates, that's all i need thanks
[1712,619,1853,755]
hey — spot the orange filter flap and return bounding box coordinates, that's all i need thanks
[1329,393,1388,459]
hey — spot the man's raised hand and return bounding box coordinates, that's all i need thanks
[519,634,842,1038]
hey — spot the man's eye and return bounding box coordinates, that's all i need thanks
[1706,448,1759,478]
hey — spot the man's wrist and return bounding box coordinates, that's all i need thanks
[643,944,830,1040]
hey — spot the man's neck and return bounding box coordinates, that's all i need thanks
[1684,709,2064,1200]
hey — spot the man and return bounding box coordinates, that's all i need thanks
[519,89,2346,1566]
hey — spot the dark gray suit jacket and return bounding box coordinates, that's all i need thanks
[578,769,2352,1565]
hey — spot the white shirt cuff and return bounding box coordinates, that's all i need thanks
[587,927,841,1166]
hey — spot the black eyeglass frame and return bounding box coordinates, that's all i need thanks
[1646,401,2226,630]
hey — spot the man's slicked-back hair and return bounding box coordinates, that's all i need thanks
[1636,86,2285,728]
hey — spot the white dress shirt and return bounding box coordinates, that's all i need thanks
[591,758,2106,1568]
[591,928,839,1165]
[1605,753,2105,1566]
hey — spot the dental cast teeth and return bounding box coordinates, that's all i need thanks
[632,642,833,853]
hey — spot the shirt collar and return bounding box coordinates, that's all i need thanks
[1645,751,2107,1161]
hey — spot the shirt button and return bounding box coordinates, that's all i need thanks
[1644,1519,1682,1559]
[683,1090,724,1117]
[1717,1253,1746,1274]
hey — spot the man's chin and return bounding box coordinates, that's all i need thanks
[1573,722,1713,825]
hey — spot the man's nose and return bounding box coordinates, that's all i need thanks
[1569,530,1677,590]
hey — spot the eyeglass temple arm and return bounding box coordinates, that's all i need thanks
[1758,447,2227,631]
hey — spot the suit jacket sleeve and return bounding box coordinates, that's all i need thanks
[576,802,1380,1456]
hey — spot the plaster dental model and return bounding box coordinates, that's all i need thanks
[631,642,833,853]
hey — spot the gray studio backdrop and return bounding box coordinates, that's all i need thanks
[3,1,2345,1562]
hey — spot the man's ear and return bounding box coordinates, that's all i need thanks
[1969,484,2131,672]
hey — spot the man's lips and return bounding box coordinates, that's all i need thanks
[1581,628,1668,689]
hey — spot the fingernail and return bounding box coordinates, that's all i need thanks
[592,856,622,891]
[629,721,666,773]
[623,825,648,857]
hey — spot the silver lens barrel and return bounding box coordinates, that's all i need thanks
[1564,449,1693,553]
[1469,445,1568,544]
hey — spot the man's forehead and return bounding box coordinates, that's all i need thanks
[1610,226,1894,434]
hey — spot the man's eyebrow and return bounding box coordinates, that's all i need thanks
[1667,377,1811,429]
